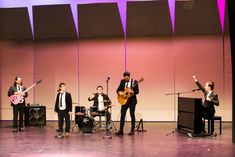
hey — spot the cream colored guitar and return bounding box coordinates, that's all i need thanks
[117,78,144,105]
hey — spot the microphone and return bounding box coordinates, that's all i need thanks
[192,88,200,92]
[106,77,110,82]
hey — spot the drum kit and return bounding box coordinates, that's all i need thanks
[74,104,114,133]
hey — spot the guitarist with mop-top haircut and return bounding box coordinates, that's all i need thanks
[8,77,28,132]
[116,71,140,136]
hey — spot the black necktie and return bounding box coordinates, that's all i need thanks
[59,93,64,107]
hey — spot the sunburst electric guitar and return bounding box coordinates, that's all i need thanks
[10,80,42,105]
[117,78,144,105]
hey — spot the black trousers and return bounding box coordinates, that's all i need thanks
[105,111,111,125]
[57,110,70,133]
[12,103,25,128]
[119,99,137,132]
[201,107,215,133]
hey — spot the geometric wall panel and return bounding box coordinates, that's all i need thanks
[0,8,33,39]
[127,1,173,37]
[175,0,222,35]
[78,3,124,38]
[33,5,77,39]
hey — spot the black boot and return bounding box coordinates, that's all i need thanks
[116,130,124,135]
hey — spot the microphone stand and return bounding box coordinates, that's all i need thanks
[103,77,112,139]
[165,89,196,135]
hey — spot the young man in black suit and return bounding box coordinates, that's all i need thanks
[54,82,72,138]
[116,71,139,135]
[8,77,28,132]
[193,75,219,134]
[88,85,112,129]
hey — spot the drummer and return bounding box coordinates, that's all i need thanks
[88,85,111,128]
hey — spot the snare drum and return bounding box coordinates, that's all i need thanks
[90,106,98,116]
[77,116,95,133]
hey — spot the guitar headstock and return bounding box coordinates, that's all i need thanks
[139,78,144,83]
[36,80,42,84]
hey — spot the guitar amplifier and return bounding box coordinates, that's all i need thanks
[25,106,46,127]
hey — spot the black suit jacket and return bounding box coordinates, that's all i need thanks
[88,93,110,107]
[195,81,219,114]
[54,92,72,113]
[116,79,139,102]
[8,86,28,106]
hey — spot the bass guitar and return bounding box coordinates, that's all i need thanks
[10,80,42,105]
[117,78,144,105]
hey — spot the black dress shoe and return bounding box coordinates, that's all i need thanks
[201,130,207,134]
[116,131,124,135]
[55,133,64,139]
[12,128,18,132]
[128,131,134,135]
[19,128,25,131]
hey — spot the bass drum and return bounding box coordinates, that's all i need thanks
[77,116,95,133]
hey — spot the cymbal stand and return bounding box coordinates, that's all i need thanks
[70,114,80,133]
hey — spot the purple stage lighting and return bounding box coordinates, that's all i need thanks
[168,0,175,33]
[217,0,226,33]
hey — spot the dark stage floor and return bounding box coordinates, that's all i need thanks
[0,122,234,157]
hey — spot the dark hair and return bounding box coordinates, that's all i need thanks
[13,76,22,87]
[96,85,103,90]
[57,82,66,92]
[123,71,130,77]
[207,81,214,90]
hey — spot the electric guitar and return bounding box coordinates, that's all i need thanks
[10,80,42,105]
[117,78,144,105]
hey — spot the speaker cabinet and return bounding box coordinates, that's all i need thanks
[25,106,46,127]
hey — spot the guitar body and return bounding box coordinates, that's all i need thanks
[10,94,24,105]
[117,78,144,106]
[117,88,134,105]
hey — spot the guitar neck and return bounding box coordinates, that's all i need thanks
[128,78,144,90]
[23,83,37,93]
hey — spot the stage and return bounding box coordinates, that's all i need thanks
[0,122,234,157]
